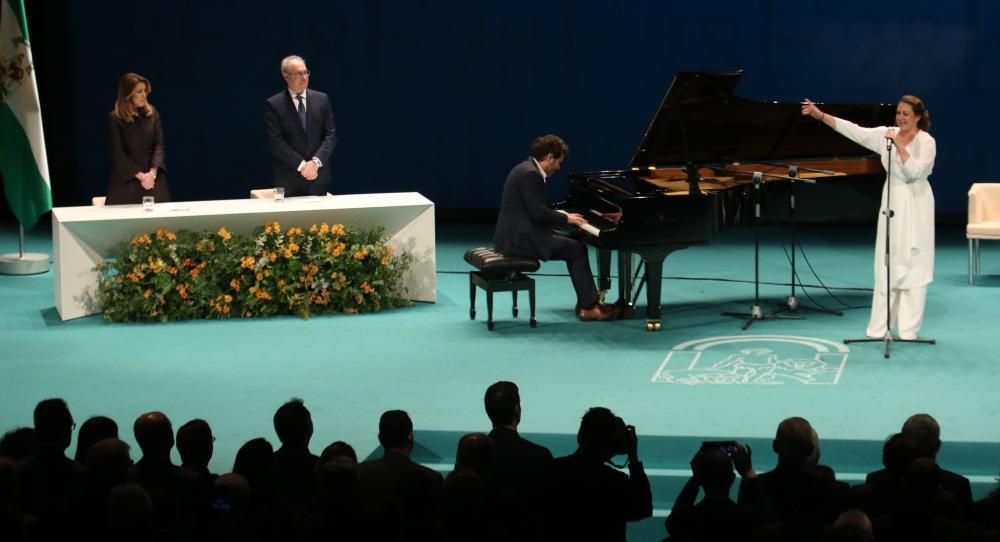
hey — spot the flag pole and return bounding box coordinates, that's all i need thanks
[0,222,49,275]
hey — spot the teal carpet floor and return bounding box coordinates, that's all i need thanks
[1,220,998,541]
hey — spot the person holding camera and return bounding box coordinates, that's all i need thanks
[665,442,772,541]
[543,407,652,542]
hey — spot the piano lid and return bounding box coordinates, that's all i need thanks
[628,70,897,170]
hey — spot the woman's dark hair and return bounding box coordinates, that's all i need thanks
[74,416,118,462]
[900,95,930,131]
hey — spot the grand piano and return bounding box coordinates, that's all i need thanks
[557,70,895,331]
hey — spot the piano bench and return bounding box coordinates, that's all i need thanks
[463,248,540,331]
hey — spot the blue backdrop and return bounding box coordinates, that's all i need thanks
[14,0,1000,216]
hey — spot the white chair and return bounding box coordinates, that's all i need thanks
[967,183,1000,285]
[91,196,107,207]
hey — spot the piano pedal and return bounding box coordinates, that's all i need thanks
[645,320,662,332]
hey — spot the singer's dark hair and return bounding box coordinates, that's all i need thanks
[900,95,931,132]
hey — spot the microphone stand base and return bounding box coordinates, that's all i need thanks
[722,304,803,331]
[771,295,844,317]
[843,332,936,359]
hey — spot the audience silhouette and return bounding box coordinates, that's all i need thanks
[2,395,999,542]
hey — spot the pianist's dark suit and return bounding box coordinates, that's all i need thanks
[494,158,600,308]
[264,89,337,196]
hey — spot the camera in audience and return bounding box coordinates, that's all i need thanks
[700,440,738,457]
[610,416,636,456]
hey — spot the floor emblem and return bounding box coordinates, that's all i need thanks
[652,335,849,385]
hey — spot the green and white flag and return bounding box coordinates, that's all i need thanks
[0,0,51,229]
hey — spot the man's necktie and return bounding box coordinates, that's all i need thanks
[296,94,306,131]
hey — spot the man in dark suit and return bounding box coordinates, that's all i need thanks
[483,381,553,541]
[357,410,444,540]
[864,414,974,516]
[737,417,848,540]
[264,55,337,196]
[493,134,617,321]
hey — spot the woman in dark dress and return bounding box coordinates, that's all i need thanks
[106,72,170,205]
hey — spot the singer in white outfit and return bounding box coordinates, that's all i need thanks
[801,96,935,340]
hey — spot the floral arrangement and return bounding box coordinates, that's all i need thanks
[95,222,413,322]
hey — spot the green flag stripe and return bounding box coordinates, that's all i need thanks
[6,0,29,41]
[0,103,51,228]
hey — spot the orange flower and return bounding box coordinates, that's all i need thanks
[288,241,300,253]
[353,248,369,260]
[176,283,189,299]
[143,289,152,299]
[268,252,278,263]
[217,227,232,240]
[361,281,376,294]
[130,234,152,245]
[155,229,176,241]
[229,277,241,292]
[330,224,345,236]
[167,266,178,276]
[264,222,281,234]
[381,256,391,266]
[148,258,164,273]
[223,294,233,303]
[240,256,255,269]
[309,224,319,233]
[189,267,200,278]
[319,223,330,235]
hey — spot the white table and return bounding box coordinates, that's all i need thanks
[52,192,436,320]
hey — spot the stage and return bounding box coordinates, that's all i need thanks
[1,219,997,541]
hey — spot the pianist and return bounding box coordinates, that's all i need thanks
[493,135,619,322]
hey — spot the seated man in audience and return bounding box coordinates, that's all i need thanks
[543,406,651,542]
[130,411,196,535]
[827,508,875,542]
[855,432,919,518]
[358,410,444,540]
[738,417,847,540]
[455,432,493,480]
[15,398,85,536]
[483,380,553,541]
[271,398,319,510]
[176,418,216,486]
[866,413,973,516]
[666,442,770,541]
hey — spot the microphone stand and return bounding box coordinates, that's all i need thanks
[722,172,803,330]
[770,165,843,317]
[844,137,935,358]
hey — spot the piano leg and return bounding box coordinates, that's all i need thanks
[643,258,664,331]
[616,250,635,318]
[635,246,687,331]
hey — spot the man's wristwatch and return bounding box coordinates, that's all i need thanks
[312,157,322,168]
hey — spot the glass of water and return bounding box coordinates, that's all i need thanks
[274,187,285,202]
[142,196,154,212]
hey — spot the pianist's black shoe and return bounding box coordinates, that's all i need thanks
[577,302,620,322]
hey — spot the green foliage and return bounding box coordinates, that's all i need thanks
[95,222,413,322]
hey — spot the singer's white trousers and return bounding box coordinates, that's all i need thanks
[866,285,927,340]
